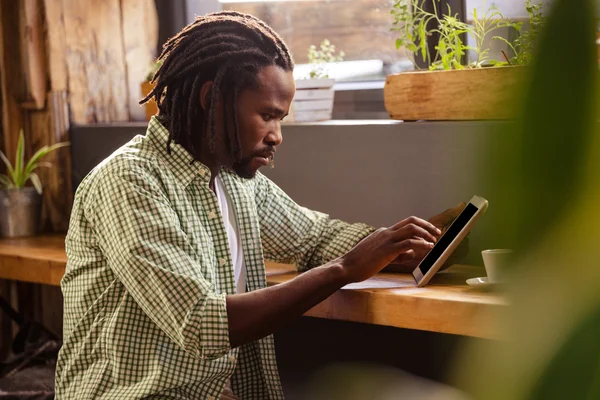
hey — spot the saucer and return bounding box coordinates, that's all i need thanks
[466,277,502,290]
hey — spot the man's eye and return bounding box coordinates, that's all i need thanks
[262,114,273,122]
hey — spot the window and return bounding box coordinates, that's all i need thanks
[219,0,412,82]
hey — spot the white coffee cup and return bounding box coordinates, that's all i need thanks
[481,249,513,283]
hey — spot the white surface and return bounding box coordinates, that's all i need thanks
[293,59,384,81]
[465,0,539,19]
[292,99,333,112]
[291,110,332,123]
[215,176,246,294]
[293,88,335,101]
[294,78,335,90]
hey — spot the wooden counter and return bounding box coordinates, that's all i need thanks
[0,235,506,339]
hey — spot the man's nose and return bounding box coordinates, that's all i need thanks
[266,123,283,147]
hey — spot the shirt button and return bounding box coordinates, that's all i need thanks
[229,354,236,362]
[219,257,227,266]
[207,211,217,220]
[199,168,207,177]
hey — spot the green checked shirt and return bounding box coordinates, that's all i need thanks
[56,117,374,399]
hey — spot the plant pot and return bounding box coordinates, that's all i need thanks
[141,81,158,121]
[288,78,335,123]
[384,66,525,121]
[0,187,42,238]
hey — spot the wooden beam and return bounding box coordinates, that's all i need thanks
[121,0,159,121]
[43,0,68,92]
[61,0,129,123]
[20,0,47,110]
[30,91,72,232]
[0,0,28,158]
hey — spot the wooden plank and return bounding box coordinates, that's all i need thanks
[0,0,27,158]
[121,0,159,121]
[20,0,47,110]
[0,235,506,339]
[43,0,68,91]
[62,0,129,123]
[29,91,72,232]
[0,235,66,286]
[384,67,525,121]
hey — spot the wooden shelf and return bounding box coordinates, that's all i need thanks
[0,235,506,339]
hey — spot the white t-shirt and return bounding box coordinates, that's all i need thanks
[215,176,246,400]
[215,176,246,294]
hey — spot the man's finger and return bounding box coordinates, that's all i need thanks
[391,216,441,237]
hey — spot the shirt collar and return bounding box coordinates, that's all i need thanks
[145,116,211,187]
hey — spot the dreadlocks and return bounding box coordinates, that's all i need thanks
[139,11,294,162]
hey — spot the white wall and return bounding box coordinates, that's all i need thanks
[465,0,551,20]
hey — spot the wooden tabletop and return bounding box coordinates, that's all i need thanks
[0,235,506,339]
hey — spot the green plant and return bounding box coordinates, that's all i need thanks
[0,130,69,194]
[469,5,521,67]
[494,0,546,65]
[145,59,163,81]
[391,0,544,70]
[307,39,345,79]
[391,0,438,68]
[453,0,600,398]
[431,5,471,70]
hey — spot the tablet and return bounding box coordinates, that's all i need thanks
[412,195,488,287]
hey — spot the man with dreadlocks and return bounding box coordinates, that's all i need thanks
[56,11,464,400]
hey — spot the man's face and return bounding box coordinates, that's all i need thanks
[229,65,295,179]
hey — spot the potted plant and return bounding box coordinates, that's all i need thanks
[289,39,344,123]
[141,59,162,121]
[385,0,545,120]
[0,130,69,238]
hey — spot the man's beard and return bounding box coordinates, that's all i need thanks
[232,152,275,179]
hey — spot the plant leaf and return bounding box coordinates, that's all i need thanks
[24,141,69,177]
[0,151,15,185]
[28,172,43,194]
[0,174,13,188]
[14,130,25,188]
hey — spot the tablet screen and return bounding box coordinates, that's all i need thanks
[417,203,478,275]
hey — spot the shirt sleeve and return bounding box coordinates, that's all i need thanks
[253,173,376,271]
[87,165,230,360]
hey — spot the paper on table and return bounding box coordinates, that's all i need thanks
[342,277,414,290]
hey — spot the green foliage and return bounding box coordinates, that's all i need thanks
[307,39,345,79]
[391,0,545,70]
[453,0,600,398]
[0,130,69,194]
[470,5,521,67]
[391,0,438,68]
[431,6,471,70]
[514,0,546,65]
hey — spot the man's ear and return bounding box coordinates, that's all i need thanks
[199,81,214,111]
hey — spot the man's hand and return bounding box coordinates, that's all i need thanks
[227,216,441,348]
[428,202,467,234]
[385,203,469,274]
[338,216,441,284]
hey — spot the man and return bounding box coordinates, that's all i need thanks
[56,11,464,400]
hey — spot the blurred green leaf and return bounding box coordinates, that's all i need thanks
[29,172,42,194]
[486,0,597,257]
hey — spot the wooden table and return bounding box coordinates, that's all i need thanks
[0,235,506,339]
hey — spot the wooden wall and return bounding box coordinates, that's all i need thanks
[0,0,158,233]
[0,0,158,356]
